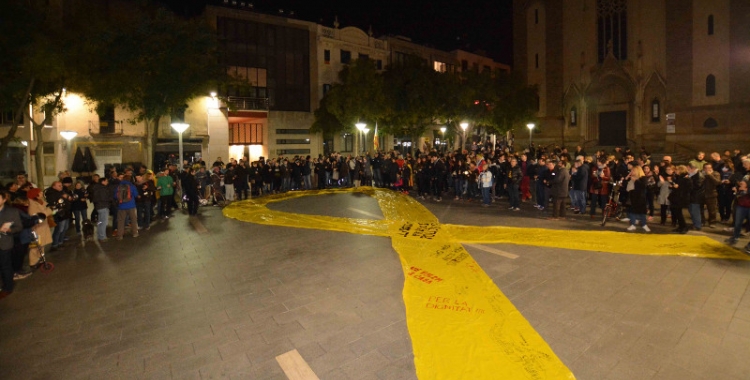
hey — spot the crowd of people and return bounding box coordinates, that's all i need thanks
[2,142,750,298]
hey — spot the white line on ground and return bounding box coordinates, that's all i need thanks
[347,208,382,219]
[276,349,320,380]
[464,244,519,259]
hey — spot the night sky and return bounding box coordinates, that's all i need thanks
[161,0,515,64]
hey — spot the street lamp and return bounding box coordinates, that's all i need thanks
[171,123,189,171]
[440,126,446,152]
[363,127,370,153]
[60,130,78,150]
[526,123,535,146]
[460,122,468,150]
[355,122,366,156]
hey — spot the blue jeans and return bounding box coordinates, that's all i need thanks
[732,206,750,240]
[96,208,109,240]
[571,190,586,214]
[481,187,492,205]
[688,203,702,229]
[628,211,648,226]
[72,208,89,233]
[53,218,70,247]
[454,179,466,198]
[303,174,312,190]
[137,202,151,230]
[508,183,520,208]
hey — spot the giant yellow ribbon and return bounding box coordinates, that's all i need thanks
[224,187,747,380]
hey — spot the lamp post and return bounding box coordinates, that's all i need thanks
[440,126,446,152]
[362,127,370,154]
[460,122,468,151]
[60,130,77,172]
[526,123,535,147]
[171,123,189,171]
[355,122,366,156]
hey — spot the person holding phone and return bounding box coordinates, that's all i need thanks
[0,189,23,299]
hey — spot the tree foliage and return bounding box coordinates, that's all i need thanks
[314,58,539,152]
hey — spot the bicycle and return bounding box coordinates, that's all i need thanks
[209,184,227,208]
[601,179,624,226]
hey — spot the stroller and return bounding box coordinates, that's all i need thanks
[29,231,54,273]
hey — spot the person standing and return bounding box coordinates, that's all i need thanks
[687,163,705,231]
[183,168,200,216]
[625,165,650,232]
[669,165,692,234]
[702,163,720,228]
[479,165,494,207]
[506,158,523,210]
[549,160,570,219]
[90,178,112,242]
[156,169,175,219]
[725,180,750,253]
[0,189,22,299]
[45,181,71,250]
[114,175,139,240]
[570,157,589,214]
[136,174,155,231]
[71,181,89,235]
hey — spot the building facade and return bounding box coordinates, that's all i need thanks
[513,0,750,154]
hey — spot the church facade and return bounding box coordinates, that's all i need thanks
[513,0,750,154]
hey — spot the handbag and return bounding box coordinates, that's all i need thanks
[47,215,57,228]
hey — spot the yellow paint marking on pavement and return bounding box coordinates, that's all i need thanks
[276,349,320,380]
[224,187,749,380]
[464,243,520,259]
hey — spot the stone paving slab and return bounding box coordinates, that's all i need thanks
[0,193,749,380]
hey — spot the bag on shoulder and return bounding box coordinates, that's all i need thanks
[738,194,750,208]
[117,183,132,203]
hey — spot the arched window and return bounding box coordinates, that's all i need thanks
[706,75,716,96]
[570,107,577,126]
[535,54,539,69]
[651,99,660,122]
[708,15,714,35]
[597,0,628,62]
[704,118,718,129]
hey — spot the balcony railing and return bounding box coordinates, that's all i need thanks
[89,120,123,135]
[226,97,269,111]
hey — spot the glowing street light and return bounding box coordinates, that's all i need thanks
[171,123,190,171]
[526,123,535,146]
[355,122,366,155]
[440,126,447,152]
[460,122,469,150]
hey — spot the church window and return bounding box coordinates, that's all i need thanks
[703,118,718,129]
[535,9,539,25]
[570,107,577,126]
[708,15,714,35]
[535,54,539,69]
[706,75,716,96]
[597,0,628,62]
[651,99,660,122]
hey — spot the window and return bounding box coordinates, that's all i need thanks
[228,123,263,145]
[340,50,351,64]
[706,74,716,96]
[276,129,310,134]
[359,53,369,61]
[703,118,718,129]
[342,134,353,152]
[708,15,714,35]
[651,99,660,122]
[323,84,331,96]
[570,107,577,126]
[277,149,310,155]
[433,61,447,73]
[535,54,539,69]
[535,9,539,24]
[98,105,116,134]
[324,49,330,63]
[461,60,468,71]
[43,142,56,176]
[276,139,310,144]
[597,0,628,62]
[376,60,383,70]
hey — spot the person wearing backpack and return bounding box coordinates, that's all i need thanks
[114,174,139,240]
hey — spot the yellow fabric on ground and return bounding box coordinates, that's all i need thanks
[223,187,747,379]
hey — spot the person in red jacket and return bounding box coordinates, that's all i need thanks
[589,157,611,218]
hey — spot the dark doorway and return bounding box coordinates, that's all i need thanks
[598,111,627,146]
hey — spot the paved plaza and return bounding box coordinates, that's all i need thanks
[1,192,750,379]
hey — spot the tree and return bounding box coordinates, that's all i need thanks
[0,0,90,187]
[81,4,222,169]
[381,60,446,153]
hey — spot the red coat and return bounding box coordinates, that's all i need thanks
[589,166,611,195]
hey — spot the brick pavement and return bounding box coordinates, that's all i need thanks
[0,193,749,379]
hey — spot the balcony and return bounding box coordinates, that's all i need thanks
[88,120,123,135]
[226,97,269,111]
